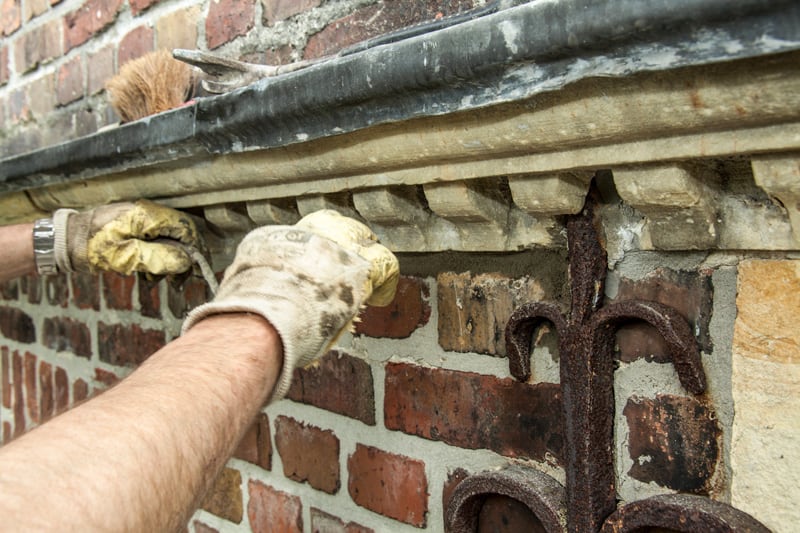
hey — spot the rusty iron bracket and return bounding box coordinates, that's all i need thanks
[445,182,769,532]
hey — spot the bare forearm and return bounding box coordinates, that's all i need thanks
[0,222,34,283]
[0,314,281,532]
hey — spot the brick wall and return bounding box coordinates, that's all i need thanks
[1,1,799,533]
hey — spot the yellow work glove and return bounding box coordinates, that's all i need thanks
[53,200,203,276]
[182,210,400,403]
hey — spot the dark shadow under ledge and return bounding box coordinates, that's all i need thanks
[1,0,799,256]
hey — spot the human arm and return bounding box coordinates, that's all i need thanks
[0,222,35,283]
[0,313,280,532]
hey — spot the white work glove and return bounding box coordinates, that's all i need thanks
[182,210,400,403]
[53,200,203,275]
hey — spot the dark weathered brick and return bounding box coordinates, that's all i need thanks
[202,467,243,523]
[624,394,720,493]
[87,44,114,95]
[45,274,69,307]
[73,378,88,403]
[43,317,92,358]
[12,351,23,436]
[348,443,428,527]
[263,0,320,26]
[23,352,37,424]
[138,274,161,318]
[56,54,83,106]
[71,273,100,310]
[385,362,564,463]
[206,0,255,49]
[93,367,119,389]
[54,366,68,413]
[612,268,713,363]
[355,276,430,339]
[310,508,373,533]
[442,467,470,513]
[20,275,41,304]
[14,17,60,72]
[286,350,375,425]
[305,0,477,59]
[248,480,303,533]
[1,346,9,408]
[275,416,340,494]
[233,413,271,470]
[168,276,209,319]
[102,272,135,310]
[64,0,123,51]
[98,322,165,367]
[0,307,35,343]
[118,24,154,66]
[39,360,53,422]
[0,279,17,300]
[437,272,547,356]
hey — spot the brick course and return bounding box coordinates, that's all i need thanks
[275,415,340,494]
[97,322,165,366]
[43,317,92,357]
[247,480,303,533]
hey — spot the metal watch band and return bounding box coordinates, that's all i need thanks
[33,218,58,275]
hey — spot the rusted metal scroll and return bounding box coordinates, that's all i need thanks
[446,182,769,532]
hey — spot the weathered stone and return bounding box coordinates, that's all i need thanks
[731,259,800,532]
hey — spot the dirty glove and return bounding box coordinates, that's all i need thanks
[53,200,203,276]
[182,210,400,403]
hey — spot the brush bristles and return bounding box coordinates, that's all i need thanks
[105,49,195,123]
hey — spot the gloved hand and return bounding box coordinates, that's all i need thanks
[53,200,203,276]
[182,210,400,403]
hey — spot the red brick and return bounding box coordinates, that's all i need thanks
[71,273,100,310]
[87,44,114,95]
[43,317,92,358]
[130,0,159,16]
[98,322,165,367]
[54,366,68,413]
[247,480,303,533]
[168,276,209,319]
[14,17,61,72]
[102,272,135,310]
[624,394,720,494]
[56,55,83,106]
[262,0,320,26]
[348,444,428,527]
[385,362,564,463]
[0,307,35,343]
[0,279,17,300]
[73,378,88,403]
[355,276,430,338]
[64,0,123,51]
[45,273,69,307]
[612,268,712,363]
[1,0,20,36]
[286,350,374,425]
[0,45,9,85]
[39,361,53,422]
[93,367,119,389]
[202,467,243,523]
[206,0,255,49]
[138,274,161,318]
[275,416,340,494]
[310,508,373,533]
[233,413,271,470]
[1,346,8,408]
[20,275,41,304]
[23,352,37,424]
[12,351,23,436]
[305,0,476,59]
[3,421,10,442]
[437,272,547,356]
[118,24,154,66]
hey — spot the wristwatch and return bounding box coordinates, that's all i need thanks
[33,218,58,275]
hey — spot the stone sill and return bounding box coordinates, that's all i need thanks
[1,0,799,255]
